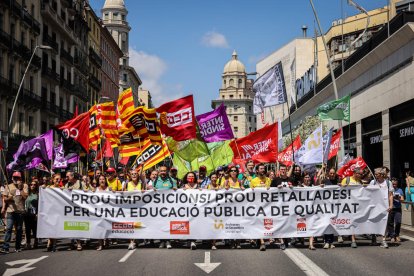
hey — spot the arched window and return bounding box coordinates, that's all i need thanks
[238,78,242,88]
[229,79,234,86]
[223,80,226,87]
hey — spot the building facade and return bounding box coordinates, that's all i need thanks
[138,89,153,108]
[85,4,102,105]
[100,23,122,102]
[0,0,91,162]
[101,0,142,105]
[285,12,414,179]
[212,51,256,138]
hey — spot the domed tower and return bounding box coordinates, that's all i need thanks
[101,0,142,101]
[212,51,256,138]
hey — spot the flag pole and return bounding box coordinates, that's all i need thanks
[1,150,8,181]
[286,102,295,162]
[233,139,243,160]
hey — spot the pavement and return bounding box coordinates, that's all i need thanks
[1,232,414,276]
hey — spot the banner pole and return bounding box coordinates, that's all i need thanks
[286,101,295,162]
[0,150,7,181]
[1,149,8,181]
[233,139,243,160]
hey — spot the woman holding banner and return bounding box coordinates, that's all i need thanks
[300,172,316,250]
[44,173,63,252]
[183,172,199,250]
[206,172,220,249]
[95,175,110,251]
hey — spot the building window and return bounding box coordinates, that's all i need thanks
[222,95,225,99]
[104,13,108,19]
[248,117,251,122]
[229,94,233,99]
[234,127,238,132]
[248,105,252,111]
[28,116,33,135]
[223,80,226,86]
[123,74,127,82]
[19,112,24,134]
[234,116,238,122]
[113,12,118,19]
[229,79,234,86]
[254,117,257,123]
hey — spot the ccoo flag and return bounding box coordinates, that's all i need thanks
[253,62,287,115]
[317,94,350,122]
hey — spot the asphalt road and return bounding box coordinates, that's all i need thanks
[1,236,414,276]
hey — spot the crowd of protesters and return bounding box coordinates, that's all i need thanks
[0,161,411,254]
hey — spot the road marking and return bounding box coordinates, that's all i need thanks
[4,256,48,276]
[400,235,414,242]
[283,248,329,276]
[194,251,221,274]
[119,249,136,263]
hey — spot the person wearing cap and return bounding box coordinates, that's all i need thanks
[106,167,122,192]
[1,171,28,253]
[197,165,211,189]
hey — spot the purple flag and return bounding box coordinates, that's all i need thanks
[196,104,234,143]
[6,130,53,171]
[53,143,79,169]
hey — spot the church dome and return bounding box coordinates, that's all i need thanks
[103,0,126,10]
[223,50,245,74]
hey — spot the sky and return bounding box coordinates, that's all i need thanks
[90,0,389,115]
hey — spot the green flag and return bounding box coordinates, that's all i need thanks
[317,94,350,122]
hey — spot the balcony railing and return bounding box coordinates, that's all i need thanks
[73,83,88,101]
[60,47,73,64]
[60,78,73,91]
[74,55,89,75]
[89,47,102,66]
[0,28,12,49]
[22,9,41,35]
[22,88,43,109]
[89,75,102,90]
[42,66,60,82]
[42,34,59,52]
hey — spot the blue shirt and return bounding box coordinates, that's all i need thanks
[154,176,177,190]
[393,188,403,209]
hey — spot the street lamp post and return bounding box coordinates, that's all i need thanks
[8,45,53,130]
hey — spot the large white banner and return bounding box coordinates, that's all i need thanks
[38,186,389,239]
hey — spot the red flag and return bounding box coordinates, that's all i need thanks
[95,139,114,161]
[277,135,301,166]
[156,95,197,141]
[73,105,78,118]
[56,111,90,153]
[229,123,278,163]
[328,129,342,160]
[337,156,367,178]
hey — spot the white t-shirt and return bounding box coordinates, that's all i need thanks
[369,179,394,192]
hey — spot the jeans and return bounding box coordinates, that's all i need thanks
[24,214,37,246]
[3,212,24,251]
[387,208,402,238]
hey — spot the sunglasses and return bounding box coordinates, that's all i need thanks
[230,169,237,172]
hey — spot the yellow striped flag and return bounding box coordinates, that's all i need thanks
[116,87,135,127]
[133,138,170,171]
[97,102,119,147]
[89,105,101,150]
[119,106,162,145]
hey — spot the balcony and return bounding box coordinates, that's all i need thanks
[59,109,73,121]
[21,88,43,109]
[22,8,41,35]
[89,47,102,66]
[0,28,12,49]
[42,34,59,52]
[60,47,74,65]
[60,78,73,91]
[74,54,89,76]
[42,66,60,83]
[42,101,59,116]
[89,74,102,90]
[73,83,88,101]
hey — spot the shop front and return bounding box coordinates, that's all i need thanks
[361,113,383,170]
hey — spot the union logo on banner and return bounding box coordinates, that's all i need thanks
[296,217,307,233]
[264,218,273,230]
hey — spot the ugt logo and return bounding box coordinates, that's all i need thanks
[214,219,224,230]
[296,217,307,233]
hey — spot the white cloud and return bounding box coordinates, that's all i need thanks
[129,48,183,105]
[201,31,229,48]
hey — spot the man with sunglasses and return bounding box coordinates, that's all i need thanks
[1,171,28,253]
